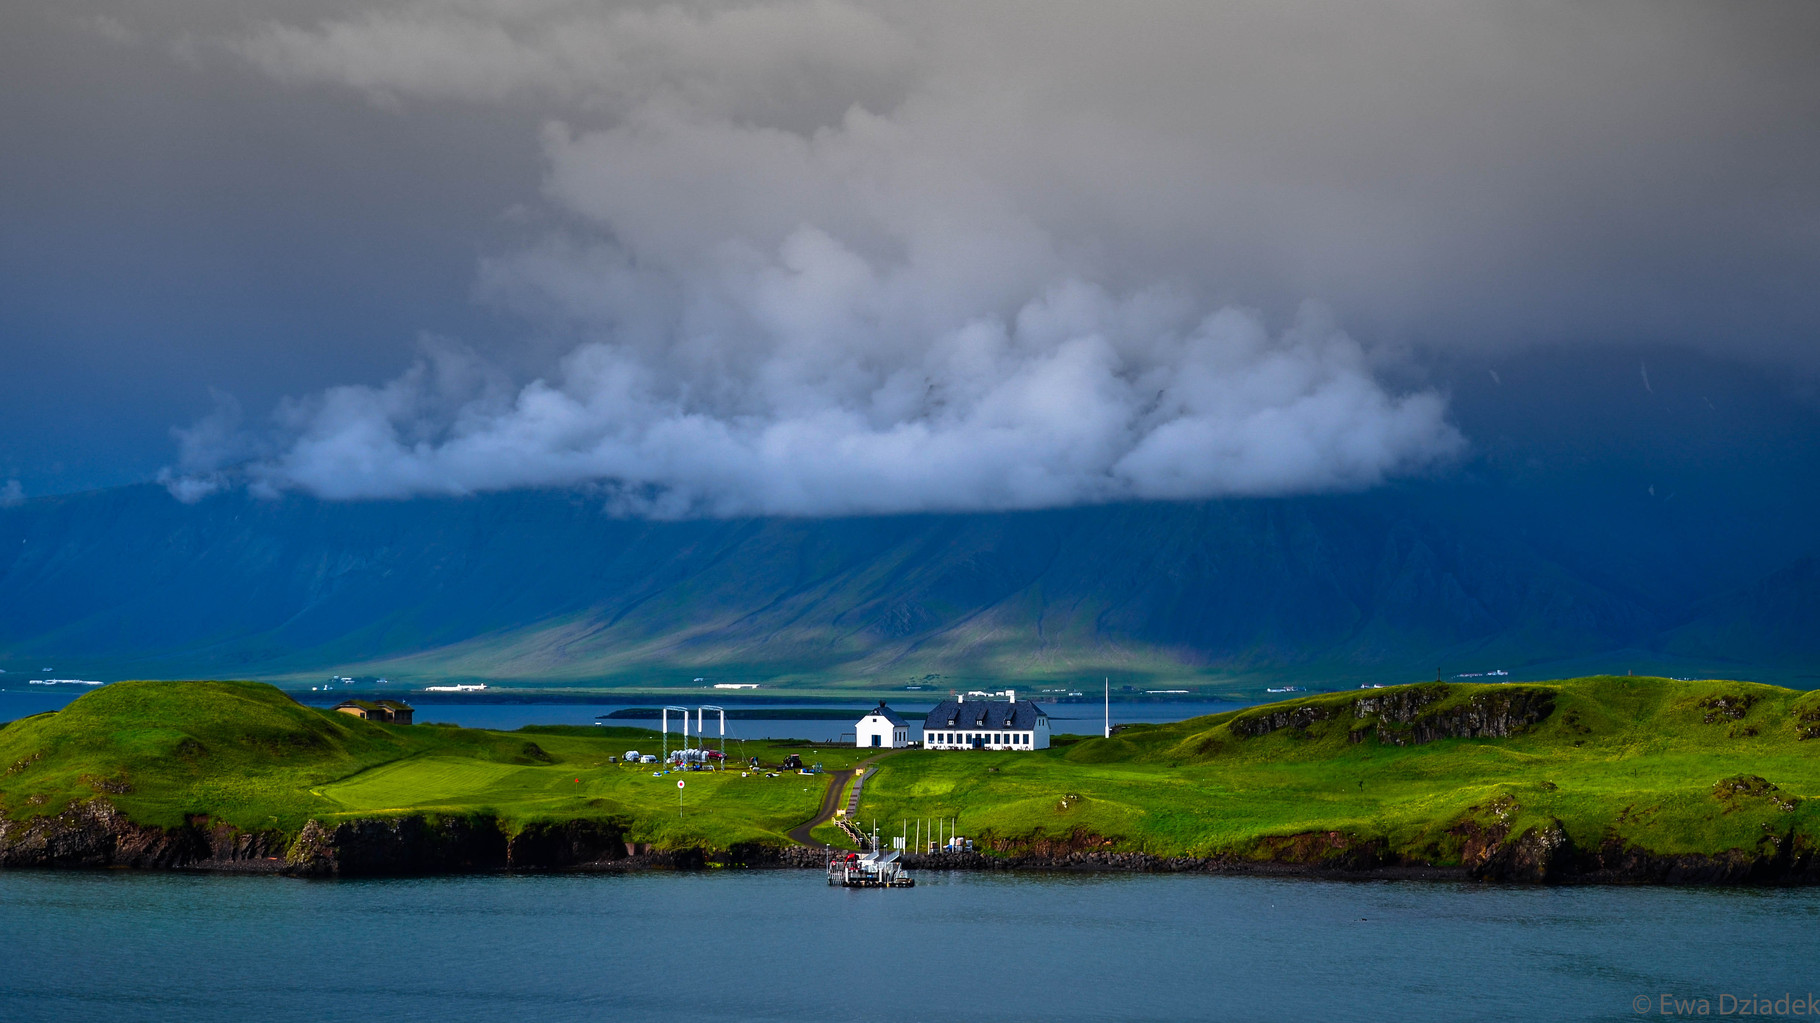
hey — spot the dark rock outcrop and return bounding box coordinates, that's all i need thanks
[1794,703,1820,741]
[507,819,628,868]
[284,815,509,877]
[1697,693,1759,723]
[0,801,287,870]
[1230,704,1333,738]
[1352,684,1449,723]
[1712,775,1800,813]
[1231,684,1556,745]
[1469,821,1575,882]
[1359,687,1556,746]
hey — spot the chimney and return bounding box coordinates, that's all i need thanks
[1004,689,1015,704]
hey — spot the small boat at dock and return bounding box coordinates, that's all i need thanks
[827,848,915,888]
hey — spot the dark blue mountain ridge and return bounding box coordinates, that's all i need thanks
[2,346,1814,690]
[0,479,1811,689]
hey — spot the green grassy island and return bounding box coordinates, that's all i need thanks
[2,677,1817,882]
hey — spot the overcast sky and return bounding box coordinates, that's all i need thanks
[3,1,1817,513]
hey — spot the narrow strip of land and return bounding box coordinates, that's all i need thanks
[785,750,898,847]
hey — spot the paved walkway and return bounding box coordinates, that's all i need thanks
[845,767,875,816]
[784,750,898,847]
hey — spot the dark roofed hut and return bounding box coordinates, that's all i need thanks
[333,699,415,725]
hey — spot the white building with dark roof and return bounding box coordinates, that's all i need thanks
[921,691,1050,750]
[855,702,910,748]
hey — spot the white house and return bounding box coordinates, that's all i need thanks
[921,690,1050,750]
[855,702,910,748]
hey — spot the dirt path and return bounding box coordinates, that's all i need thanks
[785,750,899,847]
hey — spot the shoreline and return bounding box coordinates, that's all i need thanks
[4,801,1816,887]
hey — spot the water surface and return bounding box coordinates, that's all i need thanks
[2,870,1814,1022]
[2,688,1247,740]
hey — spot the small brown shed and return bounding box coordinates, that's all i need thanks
[333,699,415,725]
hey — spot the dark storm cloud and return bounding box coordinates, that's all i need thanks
[8,2,1818,511]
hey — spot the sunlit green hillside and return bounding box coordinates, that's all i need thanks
[0,680,868,849]
[3,677,1816,874]
[862,676,1820,865]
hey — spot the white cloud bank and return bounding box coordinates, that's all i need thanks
[210,299,1460,515]
[165,0,1476,515]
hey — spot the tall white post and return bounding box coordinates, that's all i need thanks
[662,705,690,761]
[699,705,726,761]
[1104,677,1111,738]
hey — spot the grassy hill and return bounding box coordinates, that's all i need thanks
[2,676,1816,879]
[860,676,1820,873]
[0,680,870,852]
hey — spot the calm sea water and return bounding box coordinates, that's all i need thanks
[391,700,1247,739]
[0,689,1246,740]
[1,870,1815,1023]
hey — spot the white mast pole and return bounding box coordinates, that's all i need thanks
[1104,677,1110,738]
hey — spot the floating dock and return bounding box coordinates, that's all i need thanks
[827,848,915,888]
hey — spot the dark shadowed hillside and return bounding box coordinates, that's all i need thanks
[0,482,1812,689]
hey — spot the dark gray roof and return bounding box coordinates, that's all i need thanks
[334,699,412,712]
[859,702,908,726]
[922,699,1046,731]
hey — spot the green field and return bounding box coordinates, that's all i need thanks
[2,676,1817,870]
[0,680,871,850]
[862,677,1820,864]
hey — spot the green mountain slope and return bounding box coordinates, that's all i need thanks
[0,485,1812,687]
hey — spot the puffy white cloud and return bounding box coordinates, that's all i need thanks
[202,291,1462,515]
[168,0,1541,513]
